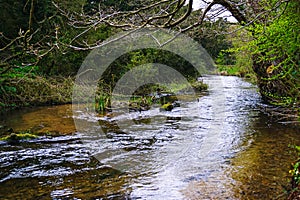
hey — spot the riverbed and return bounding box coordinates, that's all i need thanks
[0,75,299,199]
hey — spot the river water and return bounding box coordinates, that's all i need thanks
[0,75,299,199]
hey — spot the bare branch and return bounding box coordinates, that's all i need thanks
[164,0,193,28]
[50,0,292,50]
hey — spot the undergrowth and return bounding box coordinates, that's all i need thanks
[0,76,74,110]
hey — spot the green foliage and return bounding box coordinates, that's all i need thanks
[216,26,256,83]
[0,0,114,109]
[216,51,236,66]
[96,94,111,113]
[0,1,28,39]
[0,76,73,109]
[217,65,239,75]
[247,0,300,106]
[190,18,235,62]
[2,0,298,112]
[289,145,300,185]
[291,161,300,185]
[102,48,200,88]
[227,28,253,72]
[129,95,152,111]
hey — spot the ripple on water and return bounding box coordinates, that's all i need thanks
[0,76,298,199]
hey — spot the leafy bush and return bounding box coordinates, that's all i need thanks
[290,145,300,186]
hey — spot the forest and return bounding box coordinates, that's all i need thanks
[1,0,299,110]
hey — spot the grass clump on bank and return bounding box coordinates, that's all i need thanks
[94,81,208,113]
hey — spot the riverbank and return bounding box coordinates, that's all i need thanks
[0,76,74,111]
[215,64,257,84]
[0,75,208,112]
[216,65,299,124]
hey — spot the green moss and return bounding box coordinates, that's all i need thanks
[160,103,173,111]
[0,133,38,141]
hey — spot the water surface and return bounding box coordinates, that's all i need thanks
[0,75,299,199]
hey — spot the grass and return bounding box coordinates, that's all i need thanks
[217,65,244,76]
[216,64,257,84]
[0,76,74,110]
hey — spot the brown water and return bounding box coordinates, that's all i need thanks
[0,75,299,199]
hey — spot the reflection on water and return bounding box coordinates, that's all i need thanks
[231,112,300,199]
[0,75,299,199]
[0,105,76,134]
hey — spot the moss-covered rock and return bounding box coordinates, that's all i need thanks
[191,81,208,92]
[160,103,174,111]
[0,133,38,144]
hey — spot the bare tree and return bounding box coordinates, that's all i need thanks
[2,0,289,56]
[0,0,60,76]
[50,0,293,51]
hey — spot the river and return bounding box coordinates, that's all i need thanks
[0,75,299,199]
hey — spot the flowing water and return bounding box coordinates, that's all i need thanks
[0,75,299,199]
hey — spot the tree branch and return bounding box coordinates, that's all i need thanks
[164,0,193,28]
